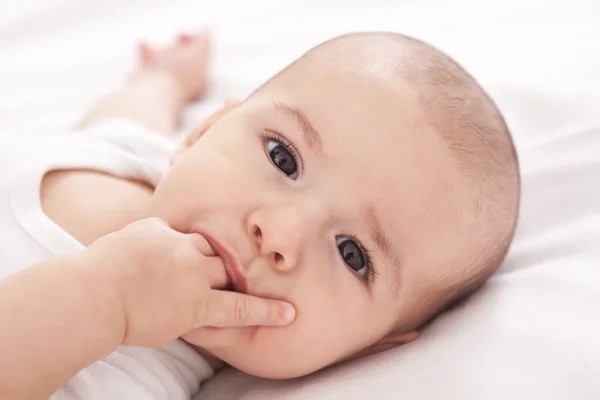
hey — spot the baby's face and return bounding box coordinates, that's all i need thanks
[148,57,461,378]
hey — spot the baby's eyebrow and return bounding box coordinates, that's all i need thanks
[366,207,402,296]
[273,101,323,156]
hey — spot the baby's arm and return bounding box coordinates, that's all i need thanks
[0,219,294,400]
[77,31,210,135]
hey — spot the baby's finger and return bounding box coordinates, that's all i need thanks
[182,326,254,349]
[188,233,215,257]
[195,255,228,289]
[199,290,295,328]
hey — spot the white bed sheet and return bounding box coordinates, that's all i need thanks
[1,0,598,399]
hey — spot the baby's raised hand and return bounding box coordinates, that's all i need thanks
[82,218,295,348]
[138,30,211,102]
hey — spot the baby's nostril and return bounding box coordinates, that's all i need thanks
[253,225,262,239]
[274,252,283,263]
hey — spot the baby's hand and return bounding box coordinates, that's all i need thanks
[82,218,294,348]
[138,30,211,102]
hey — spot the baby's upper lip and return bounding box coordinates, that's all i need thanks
[197,232,248,294]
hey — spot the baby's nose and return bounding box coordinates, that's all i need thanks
[248,202,323,273]
[260,213,304,272]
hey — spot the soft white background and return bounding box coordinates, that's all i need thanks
[1,1,599,399]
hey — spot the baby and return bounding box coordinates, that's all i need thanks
[0,30,519,398]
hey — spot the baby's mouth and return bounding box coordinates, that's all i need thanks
[218,255,247,294]
[198,232,249,294]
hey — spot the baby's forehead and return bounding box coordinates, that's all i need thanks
[273,51,432,142]
[276,67,442,168]
[271,65,415,139]
[257,52,463,209]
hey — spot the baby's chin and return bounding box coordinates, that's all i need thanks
[213,337,351,379]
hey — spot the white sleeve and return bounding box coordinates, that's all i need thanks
[51,341,213,400]
[82,118,179,169]
[0,119,177,177]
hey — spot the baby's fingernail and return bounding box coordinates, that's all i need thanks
[280,303,295,323]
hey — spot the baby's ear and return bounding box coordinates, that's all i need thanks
[371,330,418,355]
[382,330,418,346]
[348,330,418,362]
[171,99,241,165]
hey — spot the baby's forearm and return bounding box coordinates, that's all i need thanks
[0,255,123,400]
[77,69,186,135]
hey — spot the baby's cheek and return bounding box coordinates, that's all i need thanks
[223,302,358,378]
[242,324,332,378]
[254,311,339,356]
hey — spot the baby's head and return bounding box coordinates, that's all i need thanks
[149,32,520,378]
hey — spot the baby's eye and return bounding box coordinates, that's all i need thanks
[266,138,298,180]
[336,236,368,277]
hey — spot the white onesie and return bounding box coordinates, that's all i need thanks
[0,119,213,399]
